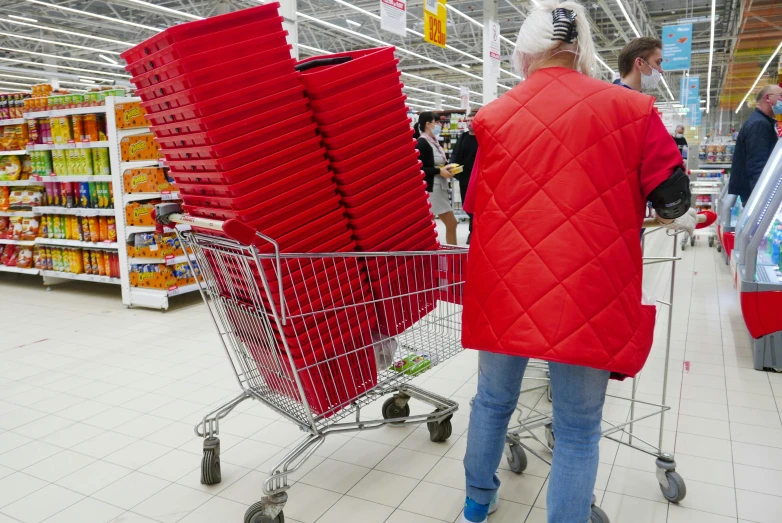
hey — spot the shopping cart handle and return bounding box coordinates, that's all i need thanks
[154,203,258,246]
[642,213,708,229]
[294,56,352,72]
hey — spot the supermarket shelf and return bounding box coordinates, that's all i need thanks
[117,127,150,141]
[0,118,26,126]
[35,238,118,250]
[0,239,35,246]
[33,175,113,183]
[125,223,190,239]
[35,206,115,217]
[124,191,180,204]
[0,211,39,217]
[699,163,732,169]
[24,106,107,119]
[120,160,160,171]
[128,282,200,309]
[128,253,194,266]
[0,150,27,156]
[27,141,110,151]
[40,270,120,284]
[0,180,39,186]
[0,265,39,275]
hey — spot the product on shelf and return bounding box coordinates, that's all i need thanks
[129,260,199,289]
[41,181,113,209]
[120,133,161,161]
[23,87,127,113]
[0,93,30,120]
[8,186,44,209]
[39,214,116,243]
[127,232,186,258]
[126,200,158,226]
[115,101,151,129]
[34,245,119,277]
[123,167,175,193]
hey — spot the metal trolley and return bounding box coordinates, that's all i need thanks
[502,221,690,520]
[683,169,724,250]
[155,204,466,523]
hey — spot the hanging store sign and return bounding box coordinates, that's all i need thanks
[460,86,470,110]
[687,97,702,126]
[489,21,501,71]
[680,75,700,106]
[424,0,447,48]
[662,23,692,71]
[424,0,438,14]
[380,0,407,38]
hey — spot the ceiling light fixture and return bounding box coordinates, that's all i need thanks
[24,0,160,31]
[706,0,715,113]
[736,40,782,113]
[407,102,435,111]
[8,14,37,23]
[461,64,471,69]
[2,18,134,46]
[614,0,641,37]
[0,73,45,82]
[0,80,34,88]
[0,47,124,69]
[346,19,361,27]
[403,85,462,103]
[98,54,119,65]
[0,32,121,55]
[0,57,130,79]
[78,78,96,84]
[121,0,201,20]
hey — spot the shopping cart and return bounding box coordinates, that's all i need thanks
[501,218,692,521]
[154,203,466,523]
[682,169,723,250]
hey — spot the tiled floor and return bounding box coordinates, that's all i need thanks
[0,224,780,523]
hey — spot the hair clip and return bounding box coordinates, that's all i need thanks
[551,7,578,44]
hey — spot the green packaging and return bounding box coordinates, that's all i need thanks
[390,353,434,376]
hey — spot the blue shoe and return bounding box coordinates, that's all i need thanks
[460,493,499,522]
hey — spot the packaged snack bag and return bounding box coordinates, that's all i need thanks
[16,248,32,269]
[82,249,92,274]
[106,217,116,242]
[0,186,8,210]
[0,216,8,237]
[20,217,39,241]
[1,245,17,266]
[88,217,99,242]
[7,216,22,240]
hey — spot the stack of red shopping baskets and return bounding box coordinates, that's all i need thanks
[121,3,377,417]
[298,48,440,336]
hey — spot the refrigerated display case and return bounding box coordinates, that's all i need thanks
[732,139,782,370]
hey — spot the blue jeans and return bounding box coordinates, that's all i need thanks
[464,351,610,523]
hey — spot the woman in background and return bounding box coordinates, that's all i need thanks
[416,112,458,245]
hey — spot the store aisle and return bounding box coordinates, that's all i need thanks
[0,225,779,523]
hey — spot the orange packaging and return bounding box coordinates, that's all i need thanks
[125,201,157,226]
[88,216,100,242]
[71,115,84,142]
[130,265,177,289]
[98,216,108,242]
[90,249,104,276]
[120,133,159,162]
[122,167,173,194]
[107,217,116,242]
[103,251,113,278]
[115,102,151,129]
[83,114,99,142]
[82,249,92,275]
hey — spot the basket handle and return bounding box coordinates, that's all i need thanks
[295,56,352,72]
[154,203,257,246]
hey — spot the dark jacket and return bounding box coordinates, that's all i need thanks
[729,108,778,200]
[416,136,440,192]
[452,132,478,186]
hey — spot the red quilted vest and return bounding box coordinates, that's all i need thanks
[463,67,658,377]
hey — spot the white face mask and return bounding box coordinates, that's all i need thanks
[639,59,662,91]
[675,133,684,138]
[432,124,442,137]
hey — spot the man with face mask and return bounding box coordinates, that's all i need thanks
[614,37,664,93]
[729,84,782,204]
[673,125,688,153]
[452,111,478,243]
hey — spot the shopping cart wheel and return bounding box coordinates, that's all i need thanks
[506,443,527,474]
[244,501,284,523]
[717,243,722,252]
[382,396,410,425]
[200,436,221,485]
[427,414,453,442]
[544,422,555,451]
[690,235,696,247]
[708,236,715,247]
[590,504,610,523]
[658,471,686,503]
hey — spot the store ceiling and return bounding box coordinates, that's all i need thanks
[0,1,772,117]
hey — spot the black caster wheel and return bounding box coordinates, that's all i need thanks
[382,396,410,425]
[717,244,722,252]
[690,236,696,247]
[201,436,221,485]
[544,422,555,451]
[244,501,284,523]
[590,504,610,523]
[506,443,527,474]
[659,470,687,503]
[708,236,715,247]
[427,414,453,442]
[680,240,687,251]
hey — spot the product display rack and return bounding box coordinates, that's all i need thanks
[0,96,195,308]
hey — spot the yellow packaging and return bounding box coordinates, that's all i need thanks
[49,117,60,144]
[69,149,80,176]
[58,116,72,143]
[72,248,83,273]
[83,149,93,176]
[82,249,91,274]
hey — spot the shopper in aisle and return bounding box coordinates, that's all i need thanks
[673,124,688,154]
[415,111,458,245]
[728,84,782,204]
[459,2,694,523]
[452,111,478,244]
[613,36,664,92]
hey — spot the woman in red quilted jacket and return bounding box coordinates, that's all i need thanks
[459,2,693,522]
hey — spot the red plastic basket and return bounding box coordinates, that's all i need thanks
[152,96,310,139]
[121,3,282,63]
[299,48,399,101]
[147,84,306,127]
[356,213,436,251]
[170,146,326,185]
[125,18,286,75]
[324,122,413,162]
[333,150,419,188]
[136,57,297,102]
[141,63,299,113]
[314,83,404,126]
[327,129,414,167]
[341,176,427,214]
[309,72,403,113]
[329,131,415,174]
[162,122,318,161]
[321,110,414,151]
[319,97,407,139]
[337,160,422,199]
[167,135,325,174]
[350,191,431,233]
[132,43,292,89]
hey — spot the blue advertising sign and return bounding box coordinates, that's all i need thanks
[662,24,693,71]
[687,98,702,126]
[679,75,700,106]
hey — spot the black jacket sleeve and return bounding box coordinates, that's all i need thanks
[416,137,438,192]
[745,122,776,192]
[451,133,465,166]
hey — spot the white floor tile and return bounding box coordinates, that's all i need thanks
[56,460,133,496]
[131,484,212,523]
[375,447,441,480]
[0,483,83,523]
[278,483,340,523]
[299,459,371,494]
[316,495,394,523]
[736,489,782,523]
[92,471,171,510]
[600,492,668,523]
[347,470,419,508]
[21,449,95,483]
[42,497,124,523]
[177,496,247,523]
[0,472,48,509]
[399,481,464,521]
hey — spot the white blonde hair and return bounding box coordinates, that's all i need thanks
[513,0,596,78]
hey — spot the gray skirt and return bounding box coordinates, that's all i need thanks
[428,175,453,216]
